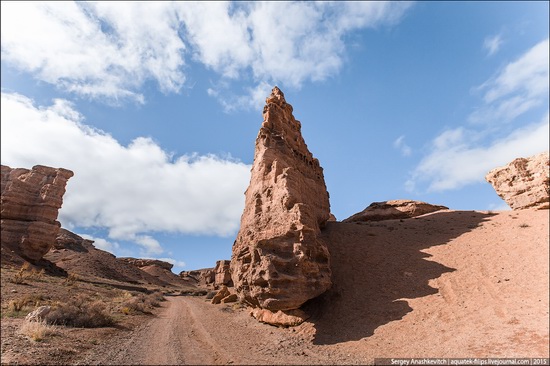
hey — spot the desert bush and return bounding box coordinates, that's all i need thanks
[10,262,33,284]
[45,297,114,328]
[150,291,166,303]
[4,294,45,316]
[118,292,163,314]
[19,320,56,342]
[64,273,80,286]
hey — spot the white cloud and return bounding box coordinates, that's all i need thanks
[1,1,412,109]
[80,234,120,254]
[1,2,186,103]
[483,34,503,56]
[209,81,273,113]
[408,39,550,193]
[393,135,412,157]
[471,38,549,124]
[154,257,187,269]
[0,92,251,253]
[200,1,413,109]
[407,114,548,191]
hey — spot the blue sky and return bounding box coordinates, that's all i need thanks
[1,2,548,273]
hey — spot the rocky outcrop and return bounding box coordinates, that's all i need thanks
[211,286,231,304]
[119,258,173,272]
[214,260,233,287]
[230,86,332,312]
[485,151,550,210]
[250,308,309,327]
[180,268,215,287]
[25,306,51,322]
[47,228,190,288]
[1,165,73,262]
[343,200,449,222]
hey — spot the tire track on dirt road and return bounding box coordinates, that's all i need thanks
[79,296,230,365]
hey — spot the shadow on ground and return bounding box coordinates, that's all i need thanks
[303,211,493,345]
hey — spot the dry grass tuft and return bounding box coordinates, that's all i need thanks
[19,320,56,342]
[63,273,80,286]
[3,294,45,317]
[10,263,45,284]
[117,291,164,315]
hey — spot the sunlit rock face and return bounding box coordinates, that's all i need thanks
[485,151,549,210]
[230,86,332,312]
[343,200,448,222]
[1,165,73,262]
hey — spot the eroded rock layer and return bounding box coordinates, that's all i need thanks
[119,258,174,271]
[485,151,550,210]
[230,86,332,311]
[1,165,73,262]
[343,200,448,222]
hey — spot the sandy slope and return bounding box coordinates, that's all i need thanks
[73,209,549,365]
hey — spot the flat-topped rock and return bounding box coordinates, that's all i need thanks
[343,200,448,222]
[1,165,73,262]
[118,258,173,271]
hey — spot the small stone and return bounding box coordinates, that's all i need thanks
[25,305,51,322]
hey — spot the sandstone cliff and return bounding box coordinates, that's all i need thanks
[485,151,549,210]
[230,86,332,312]
[1,165,73,262]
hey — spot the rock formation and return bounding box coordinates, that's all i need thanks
[485,151,550,210]
[1,165,73,262]
[119,258,174,272]
[343,200,449,222]
[250,308,309,327]
[214,260,233,287]
[47,228,190,288]
[230,86,332,313]
[211,285,231,304]
[180,268,215,287]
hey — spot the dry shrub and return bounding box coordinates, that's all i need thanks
[45,295,113,328]
[19,320,56,342]
[10,262,37,284]
[150,291,166,303]
[64,273,80,286]
[119,292,163,314]
[5,294,45,315]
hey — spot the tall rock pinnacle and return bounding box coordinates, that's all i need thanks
[230,86,332,312]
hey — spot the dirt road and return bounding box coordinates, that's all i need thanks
[79,297,234,365]
[78,296,330,365]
